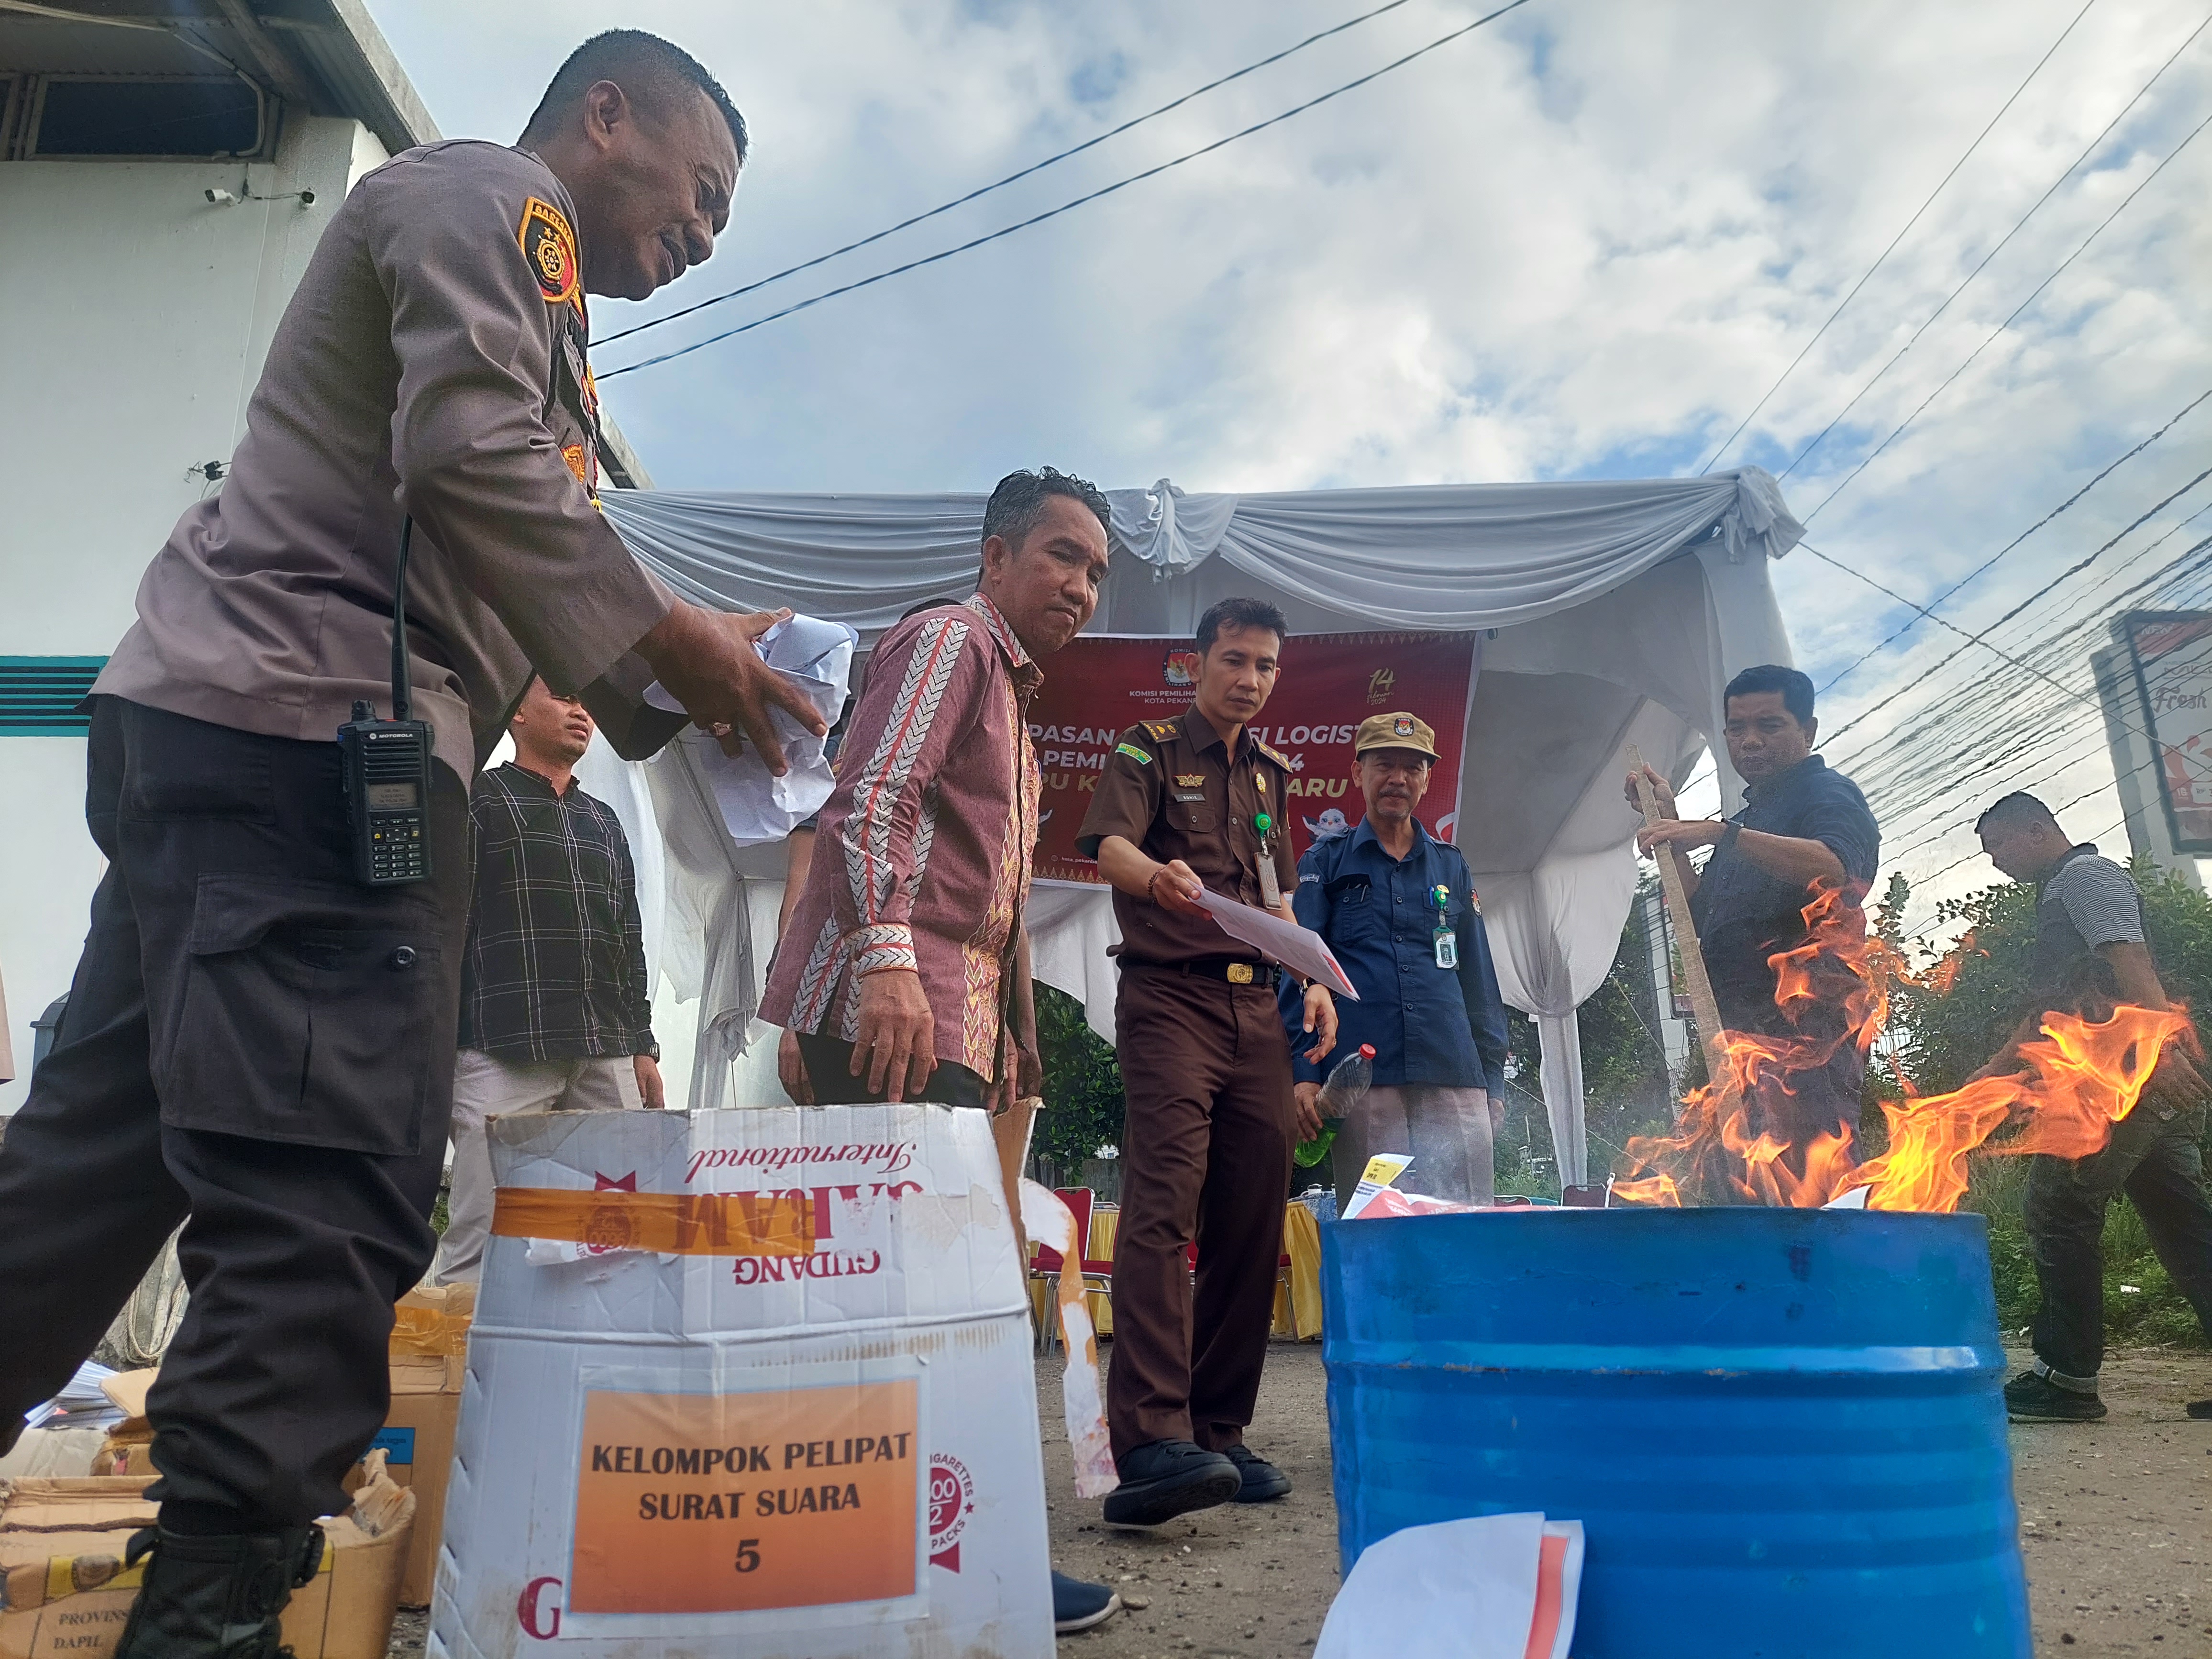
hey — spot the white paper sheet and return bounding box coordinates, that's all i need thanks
[1191,889,1360,998]
[645,614,857,847]
[1340,1152,1414,1220]
[1315,1512,1546,1659]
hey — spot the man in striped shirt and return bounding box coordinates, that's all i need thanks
[763,470,1108,1109]
[760,467,1123,1634]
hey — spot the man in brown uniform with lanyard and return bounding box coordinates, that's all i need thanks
[0,33,821,1659]
[1078,597,1338,1526]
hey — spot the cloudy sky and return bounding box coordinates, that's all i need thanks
[369,0,2212,940]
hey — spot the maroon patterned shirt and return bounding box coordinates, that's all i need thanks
[761,594,1043,1080]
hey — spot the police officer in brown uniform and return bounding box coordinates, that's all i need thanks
[1076,597,1337,1526]
[0,33,820,1659]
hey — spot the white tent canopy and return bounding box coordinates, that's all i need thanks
[597,470,1802,1185]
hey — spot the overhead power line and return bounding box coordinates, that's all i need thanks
[1802,479,2212,778]
[1696,0,2099,476]
[1829,530,2212,824]
[600,0,1537,378]
[1811,467,2212,753]
[1766,10,2212,493]
[1798,102,2212,525]
[1816,386,2212,694]
[594,0,1433,352]
[1831,531,2212,899]
[1835,514,2212,812]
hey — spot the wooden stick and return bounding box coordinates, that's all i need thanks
[1627,745,1731,1083]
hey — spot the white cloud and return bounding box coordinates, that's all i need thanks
[370,0,2212,928]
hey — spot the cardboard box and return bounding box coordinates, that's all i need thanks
[369,1283,471,1608]
[95,1289,471,1609]
[0,1455,415,1659]
[89,1372,155,1479]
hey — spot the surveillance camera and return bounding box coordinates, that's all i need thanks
[297,188,316,206]
[205,187,237,206]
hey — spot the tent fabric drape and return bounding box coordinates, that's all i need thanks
[598,468,1798,642]
[594,471,1802,1180]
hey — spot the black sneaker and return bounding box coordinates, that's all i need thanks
[1101,1438,1240,1527]
[1222,1442,1292,1503]
[114,1524,323,1659]
[2003,1369,2107,1423]
[1051,1570,1121,1633]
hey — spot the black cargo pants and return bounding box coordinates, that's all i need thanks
[0,699,469,1526]
[2024,1098,2212,1384]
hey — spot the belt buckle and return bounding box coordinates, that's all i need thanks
[1226,962,1254,985]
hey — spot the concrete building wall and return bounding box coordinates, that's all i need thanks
[0,113,385,1108]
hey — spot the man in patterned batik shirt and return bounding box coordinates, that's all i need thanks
[761,467,1108,1107]
[758,466,1120,1634]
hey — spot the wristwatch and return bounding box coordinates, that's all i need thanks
[639,1041,662,1062]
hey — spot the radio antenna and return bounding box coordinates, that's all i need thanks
[392,516,414,722]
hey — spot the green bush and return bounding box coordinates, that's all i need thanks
[1032,983,1127,1176]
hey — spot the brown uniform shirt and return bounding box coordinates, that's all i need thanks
[1076,709,1298,965]
[94,141,676,779]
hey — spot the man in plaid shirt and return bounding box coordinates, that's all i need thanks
[435,677,660,1283]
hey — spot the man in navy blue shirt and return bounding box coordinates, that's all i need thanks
[1628,664,1880,1164]
[1283,712,1510,1207]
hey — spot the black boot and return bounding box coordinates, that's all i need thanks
[113,1525,323,1659]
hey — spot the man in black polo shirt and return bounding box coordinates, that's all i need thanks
[1971,792,2212,1423]
[1626,664,1880,1163]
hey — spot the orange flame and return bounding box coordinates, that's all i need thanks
[1921,929,1983,997]
[1847,1005,2191,1213]
[1614,886,2193,1212]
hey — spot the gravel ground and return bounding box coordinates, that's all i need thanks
[2006,1346,2212,1655]
[387,1340,2210,1658]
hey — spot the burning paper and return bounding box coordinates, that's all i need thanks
[1613,884,2194,1212]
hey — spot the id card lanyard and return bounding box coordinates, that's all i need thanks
[1428,882,1458,970]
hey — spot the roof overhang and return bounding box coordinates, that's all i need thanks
[0,0,436,153]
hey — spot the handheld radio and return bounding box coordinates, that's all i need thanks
[339,517,434,886]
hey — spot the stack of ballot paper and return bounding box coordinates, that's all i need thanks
[1316,1513,1584,1659]
[647,613,858,847]
[24,1360,124,1431]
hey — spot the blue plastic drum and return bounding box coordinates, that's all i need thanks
[1322,1207,2030,1657]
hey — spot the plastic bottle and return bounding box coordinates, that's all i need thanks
[1294,1044,1377,1166]
[1319,1044,1377,1115]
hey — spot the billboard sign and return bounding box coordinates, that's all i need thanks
[2118,610,2212,853]
[1027,631,1479,885]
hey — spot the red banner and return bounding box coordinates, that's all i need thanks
[1029,631,1478,885]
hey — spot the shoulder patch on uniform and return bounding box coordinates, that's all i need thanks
[1253,737,1293,769]
[1115,742,1153,765]
[1468,885,1482,914]
[518,196,579,308]
[1143,721,1177,740]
